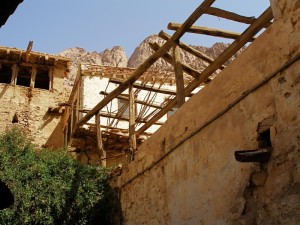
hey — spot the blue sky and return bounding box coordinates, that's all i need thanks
[0,0,270,57]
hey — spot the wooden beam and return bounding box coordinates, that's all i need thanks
[129,85,137,159]
[79,110,164,126]
[173,42,185,107]
[74,0,216,130]
[109,78,194,97]
[136,7,273,135]
[100,91,163,109]
[205,7,272,28]
[86,123,153,136]
[149,42,212,83]
[168,23,256,41]
[158,31,226,70]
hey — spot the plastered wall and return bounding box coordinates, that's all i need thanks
[116,2,300,224]
[0,67,68,148]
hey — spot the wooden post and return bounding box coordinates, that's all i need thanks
[129,85,137,160]
[30,66,36,88]
[11,64,17,85]
[95,112,103,158]
[173,42,185,107]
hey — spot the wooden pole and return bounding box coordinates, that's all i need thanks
[168,23,256,41]
[136,7,273,136]
[205,7,272,27]
[74,0,215,131]
[129,85,137,160]
[173,42,185,107]
[95,112,103,158]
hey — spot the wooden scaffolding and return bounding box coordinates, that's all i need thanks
[66,0,273,164]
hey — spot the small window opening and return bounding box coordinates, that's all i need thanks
[16,66,32,87]
[35,67,50,90]
[257,129,272,148]
[12,113,18,123]
[0,63,13,84]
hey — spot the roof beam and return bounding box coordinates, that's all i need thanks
[74,0,216,130]
[109,78,194,97]
[205,7,271,28]
[100,91,163,109]
[168,23,256,41]
[136,7,273,135]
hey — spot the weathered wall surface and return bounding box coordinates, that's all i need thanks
[0,67,68,148]
[116,2,300,225]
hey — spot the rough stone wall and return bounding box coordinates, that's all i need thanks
[0,67,68,148]
[116,2,300,225]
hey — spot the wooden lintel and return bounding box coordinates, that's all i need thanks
[149,42,212,83]
[205,7,272,28]
[100,91,163,109]
[136,7,273,135]
[74,0,216,130]
[158,31,225,70]
[173,42,185,107]
[168,22,256,41]
[109,78,194,97]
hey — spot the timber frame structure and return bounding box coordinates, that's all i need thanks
[65,0,273,165]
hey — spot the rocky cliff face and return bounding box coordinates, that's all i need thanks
[58,35,244,86]
[58,46,128,85]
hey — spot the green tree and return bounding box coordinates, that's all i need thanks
[0,128,119,225]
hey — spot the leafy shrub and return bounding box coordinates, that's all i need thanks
[0,128,117,225]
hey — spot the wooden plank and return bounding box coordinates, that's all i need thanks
[149,42,212,83]
[173,42,185,107]
[158,31,226,70]
[95,112,104,157]
[136,7,273,135]
[100,91,163,109]
[206,7,272,28]
[74,0,216,130]
[109,78,194,97]
[129,85,137,158]
[168,23,256,41]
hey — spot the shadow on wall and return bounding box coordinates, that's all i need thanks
[43,119,64,149]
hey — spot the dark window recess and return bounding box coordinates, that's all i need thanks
[16,66,31,87]
[0,63,13,84]
[257,129,272,148]
[35,67,49,90]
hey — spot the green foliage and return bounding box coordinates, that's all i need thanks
[0,128,116,225]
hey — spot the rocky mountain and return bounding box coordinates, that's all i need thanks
[59,46,128,85]
[58,35,244,86]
